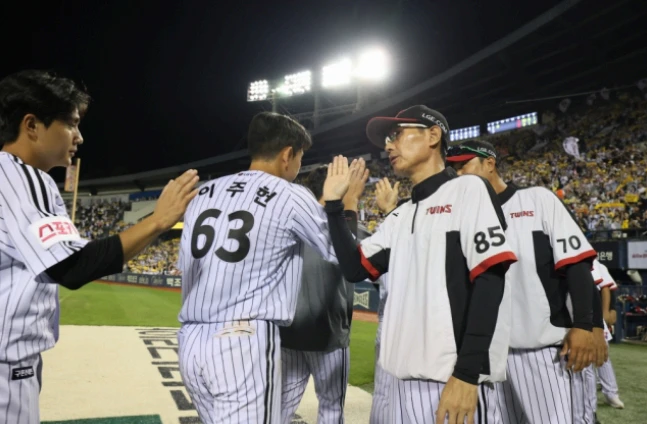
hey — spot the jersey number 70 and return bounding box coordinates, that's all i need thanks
[190,208,255,263]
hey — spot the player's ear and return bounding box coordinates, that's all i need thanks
[280,146,293,167]
[487,157,497,173]
[22,114,40,141]
[427,126,442,149]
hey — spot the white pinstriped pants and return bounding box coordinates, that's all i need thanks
[178,321,281,424]
[495,346,584,424]
[280,347,349,424]
[573,357,620,424]
[390,378,501,424]
[0,354,42,424]
[370,318,393,424]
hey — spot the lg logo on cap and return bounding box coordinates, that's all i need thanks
[421,114,447,133]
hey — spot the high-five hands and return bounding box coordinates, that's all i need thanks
[323,155,357,201]
[375,177,400,214]
[343,157,370,208]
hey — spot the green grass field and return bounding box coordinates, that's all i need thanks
[60,283,646,423]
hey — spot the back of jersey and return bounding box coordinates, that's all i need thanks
[178,170,334,325]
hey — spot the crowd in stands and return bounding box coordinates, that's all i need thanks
[67,90,647,274]
[66,200,129,240]
[351,91,647,235]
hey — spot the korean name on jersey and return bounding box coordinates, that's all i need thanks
[177,170,337,326]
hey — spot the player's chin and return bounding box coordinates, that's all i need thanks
[391,163,408,177]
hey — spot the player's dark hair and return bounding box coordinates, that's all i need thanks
[302,165,328,200]
[247,112,312,160]
[0,70,90,145]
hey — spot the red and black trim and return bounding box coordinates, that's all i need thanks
[470,251,517,282]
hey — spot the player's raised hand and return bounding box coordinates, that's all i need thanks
[322,155,356,201]
[152,169,200,230]
[375,177,400,214]
[436,376,478,424]
[561,328,595,372]
[343,157,369,204]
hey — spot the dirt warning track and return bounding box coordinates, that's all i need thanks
[40,326,373,424]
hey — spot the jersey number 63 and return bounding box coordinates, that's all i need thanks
[190,208,255,263]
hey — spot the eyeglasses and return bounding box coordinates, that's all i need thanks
[385,123,429,145]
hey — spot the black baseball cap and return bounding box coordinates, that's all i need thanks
[365,105,450,148]
[445,139,497,163]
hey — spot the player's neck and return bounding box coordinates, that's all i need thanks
[248,160,282,178]
[490,174,508,195]
[409,156,445,186]
[1,143,51,172]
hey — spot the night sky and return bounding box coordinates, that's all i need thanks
[1,0,564,181]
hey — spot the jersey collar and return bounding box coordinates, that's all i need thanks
[499,183,518,205]
[410,167,457,203]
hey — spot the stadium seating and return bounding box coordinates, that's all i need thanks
[73,91,647,274]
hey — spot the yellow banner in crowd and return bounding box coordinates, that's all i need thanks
[595,202,625,209]
[625,193,639,203]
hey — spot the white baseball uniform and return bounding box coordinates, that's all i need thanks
[176,170,338,424]
[0,152,88,424]
[492,184,597,424]
[356,170,517,422]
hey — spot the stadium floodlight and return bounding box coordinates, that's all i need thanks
[322,59,352,88]
[355,47,389,82]
[274,70,312,97]
[247,80,269,102]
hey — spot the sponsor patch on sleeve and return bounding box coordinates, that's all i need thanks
[28,216,81,249]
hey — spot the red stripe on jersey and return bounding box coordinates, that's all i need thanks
[554,249,597,270]
[358,246,381,282]
[469,251,518,282]
[594,278,604,285]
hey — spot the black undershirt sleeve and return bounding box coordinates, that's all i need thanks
[452,263,506,385]
[592,284,604,329]
[325,200,372,282]
[565,261,595,331]
[45,235,125,290]
[344,210,358,237]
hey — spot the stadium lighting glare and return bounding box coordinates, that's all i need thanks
[322,59,352,88]
[274,70,312,97]
[355,48,389,82]
[247,80,269,102]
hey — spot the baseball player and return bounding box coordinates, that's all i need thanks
[446,139,600,424]
[176,112,360,424]
[369,178,402,424]
[279,164,368,424]
[581,260,624,423]
[321,105,519,423]
[0,70,198,424]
